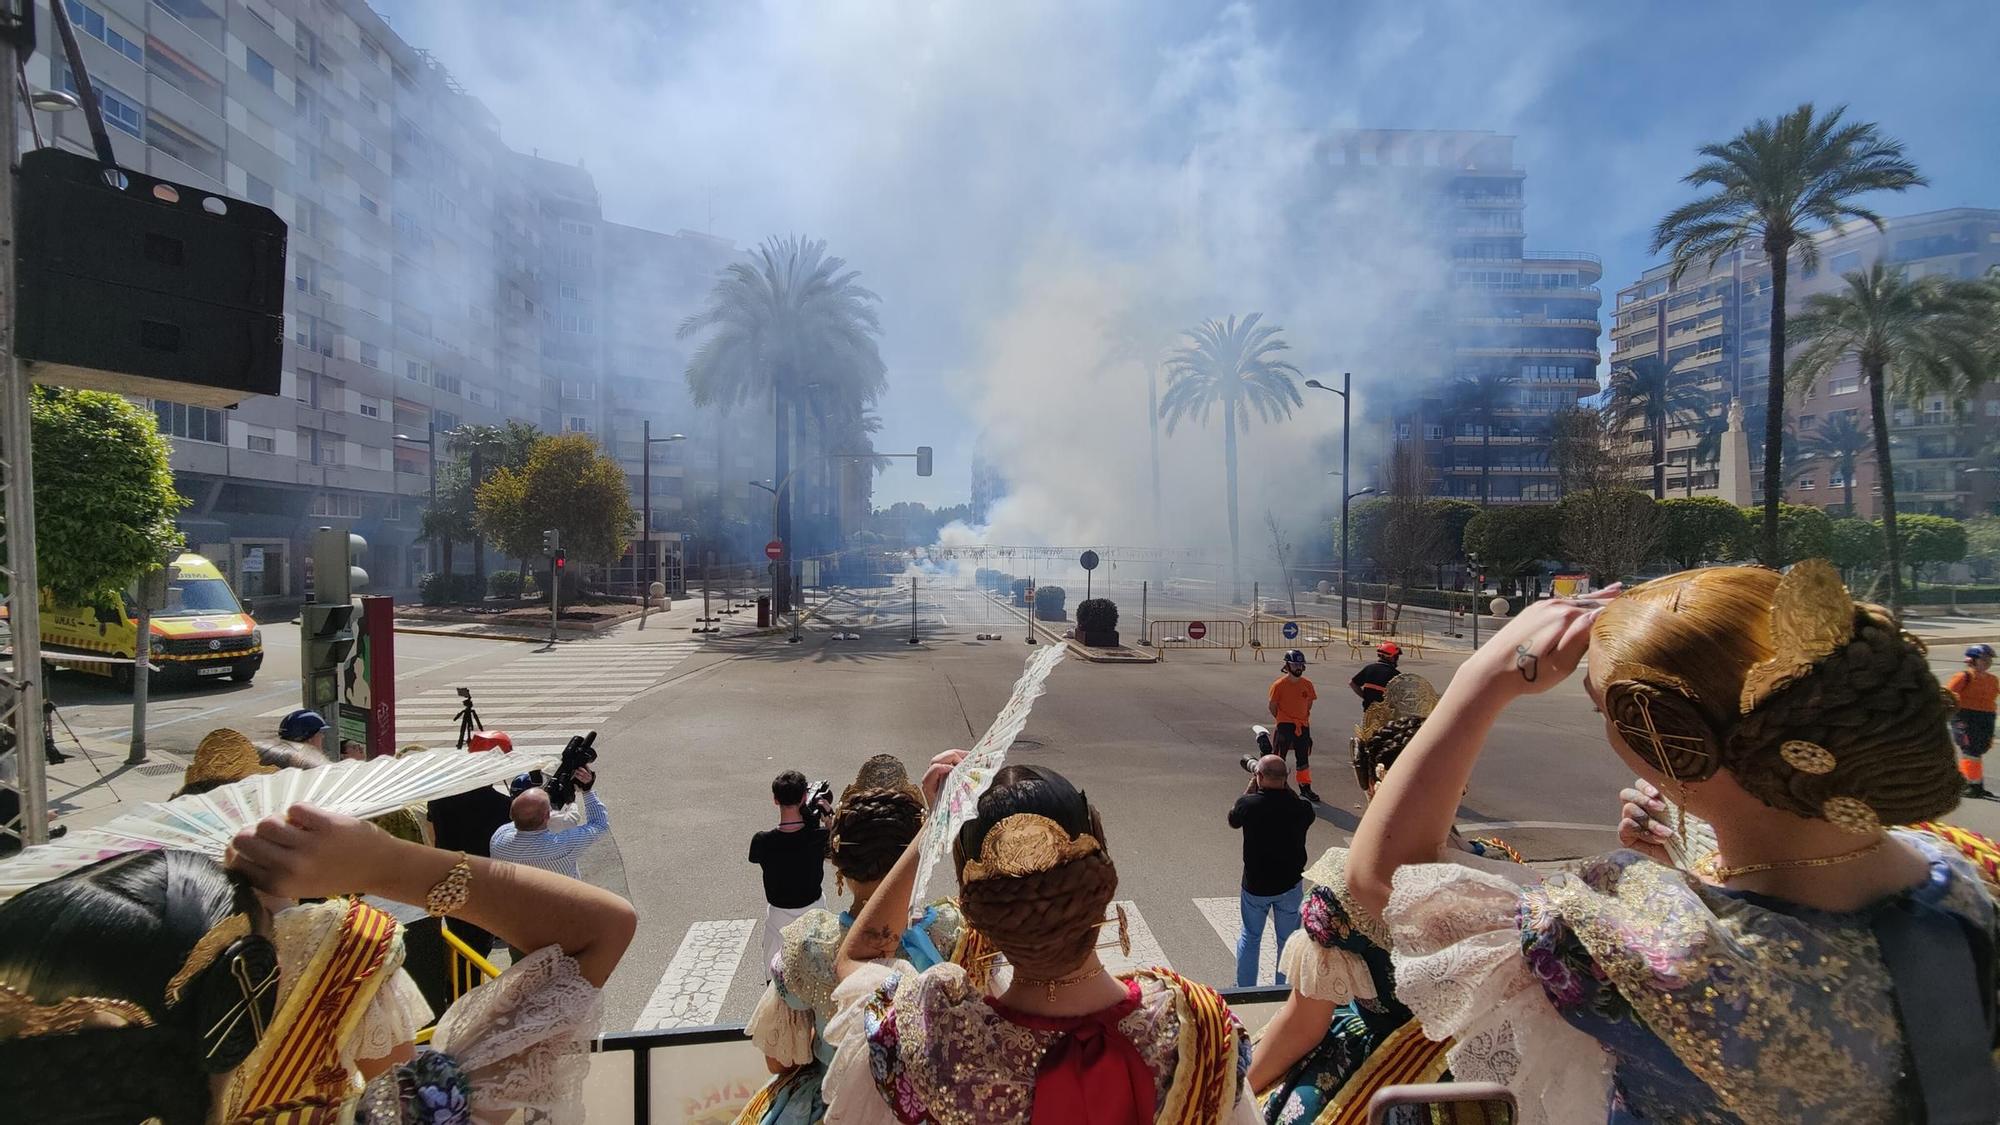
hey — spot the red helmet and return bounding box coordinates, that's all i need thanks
[467,730,514,754]
[1376,642,1402,659]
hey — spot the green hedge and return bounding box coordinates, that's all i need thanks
[1899,585,2000,606]
[1313,582,1502,615]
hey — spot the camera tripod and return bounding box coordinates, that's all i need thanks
[453,689,483,750]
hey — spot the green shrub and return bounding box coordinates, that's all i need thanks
[1035,585,1067,621]
[420,572,485,605]
[488,570,524,599]
[1076,597,1118,631]
[1010,578,1033,606]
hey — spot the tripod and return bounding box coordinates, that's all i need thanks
[453,690,483,750]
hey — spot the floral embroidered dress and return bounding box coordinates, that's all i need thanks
[1385,830,2000,1124]
[741,903,966,1125]
[821,959,1260,1124]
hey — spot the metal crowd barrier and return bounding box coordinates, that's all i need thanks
[1144,618,1247,660]
[1346,623,1428,659]
[1246,617,1338,660]
[580,986,1290,1125]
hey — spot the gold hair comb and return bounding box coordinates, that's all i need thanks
[959,813,1103,883]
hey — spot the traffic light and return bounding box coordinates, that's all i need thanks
[553,549,567,571]
[916,446,933,477]
[542,528,562,557]
[301,527,364,715]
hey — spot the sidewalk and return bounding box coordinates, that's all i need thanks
[394,585,814,643]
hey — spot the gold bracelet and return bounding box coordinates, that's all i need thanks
[426,853,473,917]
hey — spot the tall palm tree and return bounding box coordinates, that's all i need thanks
[1687,409,1729,497]
[1788,264,1998,609]
[1450,372,1517,505]
[679,237,886,611]
[1160,313,1303,603]
[1651,103,1924,564]
[1797,411,1871,514]
[1604,356,1710,498]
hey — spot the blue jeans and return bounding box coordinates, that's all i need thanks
[1237,883,1302,987]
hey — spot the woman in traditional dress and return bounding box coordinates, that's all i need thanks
[824,760,1260,1123]
[1343,563,1997,1123]
[739,755,968,1125]
[0,802,636,1124]
[1249,675,1522,1124]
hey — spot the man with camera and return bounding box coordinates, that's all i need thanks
[1227,754,1314,987]
[489,762,609,881]
[749,770,831,978]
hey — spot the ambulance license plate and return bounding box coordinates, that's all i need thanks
[197,665,232,676]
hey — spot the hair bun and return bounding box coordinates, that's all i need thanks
[1601,667,1723,784]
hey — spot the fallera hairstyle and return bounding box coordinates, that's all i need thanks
[771,770,808,807]
[827,786,925,885]
[1590,566,1958,827]
[0,850,257,1125]
[1354,716,1425,789]
[951,765,1117,979]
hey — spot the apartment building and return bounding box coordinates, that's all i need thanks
[21,0,754,606]
[1313,130,1604,504]
[1610,207,2000,517]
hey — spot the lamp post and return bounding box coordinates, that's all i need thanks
[1304,374,1361,628]
[393,424,438,581]
[638,422,685,629]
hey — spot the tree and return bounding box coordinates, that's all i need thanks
[1787,264,1997,609]
[25,388,185,605]
[475,434,634,598]
[1828,517,1884,582]
[1373,443,1444,625]
[680,236,886,612]
[1656,497,1750,570]
[1890,513,1968,590]
[1560,489,1660,585]
[1796,411,1871,515]
[419,458,477,592]
[1652,103,1924,565]
[1687,410,1729,497]
[1549,406,1615,498]
[1462,505,1560,595]
[1449,372,1516,505]
[1738,502,1834,565]
[1159,313,1302,602]
[1604,357,1709,499]
[1424,498,1482,581]
[1966,515,2000,582]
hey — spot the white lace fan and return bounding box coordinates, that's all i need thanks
[0,747,545,903]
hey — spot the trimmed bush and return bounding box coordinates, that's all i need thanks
[488,570,524,599]
[420,572,485,605]
[1010,577,1033,606]
[1076,598,1119,646]
[1035,585,1067,621]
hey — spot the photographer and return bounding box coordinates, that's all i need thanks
[1227,754,1314,987]
[749,770,830,978]
[489,762,609,881]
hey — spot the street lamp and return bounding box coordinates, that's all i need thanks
[638,422,685,628]
[1304,374,1361,628]
[394,425,438,579]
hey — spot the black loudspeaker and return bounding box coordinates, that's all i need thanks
[15,148,286,408]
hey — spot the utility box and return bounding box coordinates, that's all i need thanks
[15,149,286,407]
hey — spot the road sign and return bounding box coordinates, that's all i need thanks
[1187,620,1208,641]
[765,540,784,561]
[1282,621,1299,640]
[1079,550,1100,571]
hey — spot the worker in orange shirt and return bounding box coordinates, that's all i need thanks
[1949,643,1998,799]
[1267,649,1322,803]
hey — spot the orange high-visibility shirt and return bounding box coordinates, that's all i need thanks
[1947,669,1999,713]
[1270,675,1317,728]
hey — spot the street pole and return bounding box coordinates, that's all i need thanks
[550,564,561,646]
[128,577,157,765]
[639,419,652,630]
[790,561,803,643]
[1141,580,1149,646]
[426,421,438,579]
[1340,371,1351,631]
[909,576,920,645]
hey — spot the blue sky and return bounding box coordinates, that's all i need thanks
[375,1,2000,516]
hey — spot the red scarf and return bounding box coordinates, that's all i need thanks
[988,979,1155,1125]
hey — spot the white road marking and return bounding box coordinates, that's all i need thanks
[634,919,757,1031]
[1195,896,1280,984]
[1103,899,1170,977]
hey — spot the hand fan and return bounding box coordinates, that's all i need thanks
[0,747,545,902]
[910,644,1066,903]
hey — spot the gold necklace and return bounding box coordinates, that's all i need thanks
[1695,835,1886,882]
[1014,966,1104,1003]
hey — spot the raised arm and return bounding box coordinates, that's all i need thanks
[1346,595,1607,920]
[836,835,921,983]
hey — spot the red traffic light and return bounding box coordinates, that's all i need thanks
[554,549,567,569]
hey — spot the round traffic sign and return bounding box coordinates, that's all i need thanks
[1187,620,1208,641]
[1079,550,1100,571]
[1282,621,1299,640]
[764,540,784,561]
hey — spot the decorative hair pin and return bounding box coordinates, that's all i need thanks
[959,813,1103,883]
[1356,674,1439,744]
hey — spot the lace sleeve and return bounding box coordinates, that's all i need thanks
[822,960,913,1125]
[1384,863,1613,1125]
[747,980,816,1067]
[350,967,434,1066]
[1276,927,1376,1006]
[428,945,603,1125]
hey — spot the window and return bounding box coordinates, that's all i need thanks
[64,2,142,64]
[309,493,362,518]
[358,342,380,368]
[432,410,461,433]
[1797,478,1815,491]
[359,138,377,164]
[312,434,342,465]
[246,434,276,453]
[559,283,584,300]
[560,380,595,400]
[1828,470,1847,487]
[432,369,462,395]
[1830,374,1860,395]
[559,314,595,335]
[565,415,594,434]
[1830,250,1863,274]
[358,401,380,418]
[294,371,314,403]
[245,174,275,206]
[1395,422,1412,440]
[151,400,225,443]
[405,360,426,383]
[246,49,275,89]
[558,219,594,237]
[1424,423,1444,440]
[358,192,379,216]
[59,71,141,138]
[560,245,591,269]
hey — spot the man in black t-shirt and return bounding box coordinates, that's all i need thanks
[749,770,830,978]
[1226,755,1315,986]
[1350,642,1402,714]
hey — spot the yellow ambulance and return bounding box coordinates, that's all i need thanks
[42,553,264,690]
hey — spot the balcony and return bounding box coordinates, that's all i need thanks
[146,73,225,149]
[1523,249,1604,283]
[1456,345,1601,360]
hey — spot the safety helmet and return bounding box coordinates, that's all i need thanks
[1377,642,1402,660]
[1970,644,1998,661]
[1283,649,1307,666]
[468,729,514,754]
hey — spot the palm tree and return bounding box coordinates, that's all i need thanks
[1686,409,1728,497]
[1160,314,1303,602]
[1450,372,1517,505]
[679,237,886,611]
[1604,356,1710,498]
[1788,264,1998,609]
[1797,411,1871,514]
[1651,103,1924,564]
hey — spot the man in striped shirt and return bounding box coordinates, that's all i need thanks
[489,767,609,880]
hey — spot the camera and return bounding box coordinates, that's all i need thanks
[544,730,599,809]
[800,779,834,829]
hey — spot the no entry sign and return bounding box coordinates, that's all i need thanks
[765,540,784,561]
[1187,620,1208,641]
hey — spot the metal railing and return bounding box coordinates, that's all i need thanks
[1522,249,1602,264]
[1247,617,1339,660]
[1144,618,1247,659]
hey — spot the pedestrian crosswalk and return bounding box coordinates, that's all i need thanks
[632,893,1292,1032]
[395,641,702,754]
